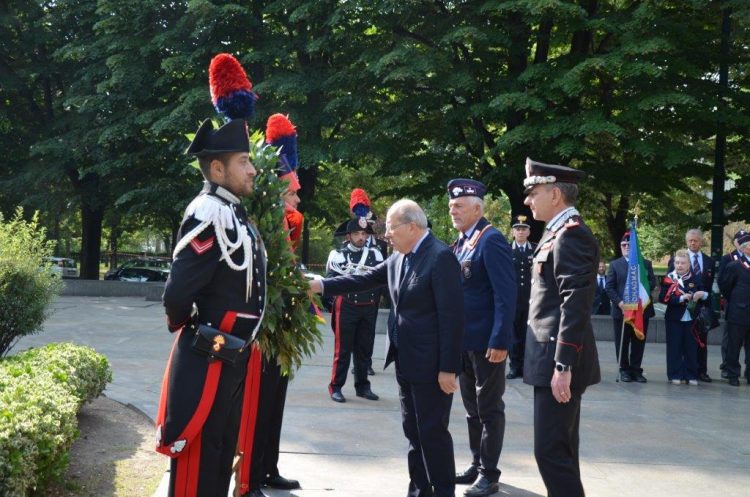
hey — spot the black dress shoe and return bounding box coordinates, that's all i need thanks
[632,372,647,383]
[698,373,712,383]
[721,370,729,379]
[464,476,499,497]
[619,371,632,382]
[330,390,346,403]
[264,474,301,490]
[356,388,379,400]
[244,489,268,497]
[506,370,521,379]
[728,377,740,386]
[455,465,479,484]
[368,366,375,375]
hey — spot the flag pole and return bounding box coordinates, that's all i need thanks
[616,319,626,382]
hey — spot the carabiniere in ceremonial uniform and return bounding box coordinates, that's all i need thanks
[154,52,268,497]
[522,157,600,497]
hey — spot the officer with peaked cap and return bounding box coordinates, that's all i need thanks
[719,231,750,386]
[718,229,748,378]
[522,158,600,497]
[507,214,536,380]
[448,179,516,497]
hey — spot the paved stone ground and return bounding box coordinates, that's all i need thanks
[11,296,750,497]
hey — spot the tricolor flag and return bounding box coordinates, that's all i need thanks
[622,223,650,340]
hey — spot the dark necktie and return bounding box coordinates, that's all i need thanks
[692,254,701,275]
[455,235,466,254]
[400,253,412,284]
[599,277,605,290]
[392,253,412,349]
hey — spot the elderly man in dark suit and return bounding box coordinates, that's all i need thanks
[522,158,600,497]
[718,232,750,386]
[310,199,464,497]
[447,179,516,497]
[605,232,658,383]
[668,228,715,382]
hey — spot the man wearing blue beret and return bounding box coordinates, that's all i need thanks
[448,179,516,497]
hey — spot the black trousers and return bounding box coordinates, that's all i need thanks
[665,320,698,381]
[169,361,246,497]
[612,318,649,374]
[725,322,750,379]
[397,367,456,497]
[509,306,529,374]
[458,351,506,482]
[722,323,750,373]
[329,298,377,394]
[697,327,709,375]
[248,356,290,491]
[533,386,585,497]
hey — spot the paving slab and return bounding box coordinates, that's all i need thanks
[10,296,750,497]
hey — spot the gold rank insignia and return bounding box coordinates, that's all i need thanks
[212,335,226,352]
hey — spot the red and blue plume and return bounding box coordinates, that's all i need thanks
[209,53,258,121]
[266,113,300,191]
[349,188,371,218]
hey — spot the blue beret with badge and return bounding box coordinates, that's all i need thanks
[447,178,486,199]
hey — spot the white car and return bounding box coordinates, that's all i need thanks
[45,257,79,279]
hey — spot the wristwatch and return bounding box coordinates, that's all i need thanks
[555,362,572,372]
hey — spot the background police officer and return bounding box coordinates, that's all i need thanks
[508,215,535,379]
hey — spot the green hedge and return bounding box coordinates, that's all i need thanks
[0,343,112,497]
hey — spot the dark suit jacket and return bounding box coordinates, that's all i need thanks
[523,214,601,392]
[452,217,516,351]
[322,232,464,383]
[592,275,611,315]
[605,256,657,320]
[718,250,741,286]
[668,251,714,292]
[719,258,750,325]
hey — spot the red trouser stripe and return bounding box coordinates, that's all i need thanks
[329,296,344,394]
[237,343,263,494]
[160,311,239,497]
[155,327,182,446]
[174,431,202,497]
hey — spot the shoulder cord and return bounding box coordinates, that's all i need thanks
[173,195,255,301]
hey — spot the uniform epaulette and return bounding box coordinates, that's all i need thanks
[184,194,235,231]
[564,219,580,229]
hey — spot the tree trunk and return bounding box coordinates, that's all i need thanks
[79,203,104,280]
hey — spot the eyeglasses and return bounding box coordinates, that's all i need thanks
[385,222,410,233]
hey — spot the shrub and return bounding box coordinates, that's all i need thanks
[0,208,63,356]
[0,343,112,496]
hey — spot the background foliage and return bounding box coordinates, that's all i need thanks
[0,343,112,496]
[0,208,63,356]
[2,1,750,274]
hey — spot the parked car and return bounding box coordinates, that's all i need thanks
[45,257,79,279]
[104,257,171,280]
[105,267,168,282]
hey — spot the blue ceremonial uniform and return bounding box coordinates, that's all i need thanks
[455,217,517,351]
[452,216,516,486]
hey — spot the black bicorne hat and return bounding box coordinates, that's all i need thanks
[186,119,249,157]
